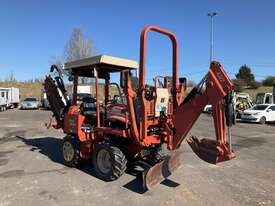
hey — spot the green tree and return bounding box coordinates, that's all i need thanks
[232,78,246,92]
[235,65,255,86]
[262,76,275,86]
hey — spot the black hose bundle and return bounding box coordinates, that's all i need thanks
[224,91,235,127]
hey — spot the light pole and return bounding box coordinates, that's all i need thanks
[208,12,217,63]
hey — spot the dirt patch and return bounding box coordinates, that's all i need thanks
[0,136,21,144]
[0,169,25,178]
[0,151,13,156]
[0,168,69,178]
[0,150,13,166]
[0,130,26,144]
[0,159,9,166]
[233,137,267,150]
[39,190,49,196]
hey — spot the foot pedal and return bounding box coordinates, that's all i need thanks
[143,151,182,190]
[187,136,235,164]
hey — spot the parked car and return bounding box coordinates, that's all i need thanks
[241,104,275,124]
[21,97,39,110]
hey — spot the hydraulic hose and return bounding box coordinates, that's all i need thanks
[224,91,234,152]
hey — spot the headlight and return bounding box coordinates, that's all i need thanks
[253,112,260,116]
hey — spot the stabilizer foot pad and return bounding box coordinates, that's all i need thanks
[143,151,182,190]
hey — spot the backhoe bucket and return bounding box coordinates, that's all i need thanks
[143,151,181,190]
[187,136,235,164]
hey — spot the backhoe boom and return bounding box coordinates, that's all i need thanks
[168,61,235,163]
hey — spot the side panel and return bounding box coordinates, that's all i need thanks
[10,87,20,103]
[265,107,275,122]
[271,110,275,121]
[0,90,8,106]
[64,109,87,142]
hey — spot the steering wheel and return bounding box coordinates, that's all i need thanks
[144,86,156,101]
[113,95,121,104]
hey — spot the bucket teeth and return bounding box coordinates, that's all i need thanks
[187,136,235,164]
[143,151,181,190]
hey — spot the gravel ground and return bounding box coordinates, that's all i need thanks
[0,109,275,206]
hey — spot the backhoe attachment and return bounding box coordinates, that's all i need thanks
[142,61,236,189]
[169,61,236,164]
[187,90,236,164]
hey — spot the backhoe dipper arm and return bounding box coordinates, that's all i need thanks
[168,61,235,164]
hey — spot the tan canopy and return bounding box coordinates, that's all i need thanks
[64,55,138,70]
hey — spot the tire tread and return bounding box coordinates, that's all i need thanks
[93,143,127,181]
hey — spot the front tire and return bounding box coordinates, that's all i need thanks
[61,135,80,167]
[92,143,127,181]
[259,116,266,124]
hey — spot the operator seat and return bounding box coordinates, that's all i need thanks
[80,96,104,125]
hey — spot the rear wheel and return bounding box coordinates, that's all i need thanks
[61,135,80,167]
[92,143,127,181]
[259,116,266,124]
[13,103,19,108]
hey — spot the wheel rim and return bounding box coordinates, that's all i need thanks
[63,141,75,162]
[97,149,112,174]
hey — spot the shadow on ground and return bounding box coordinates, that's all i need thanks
[17,136,62,164]
[15,136,179,194]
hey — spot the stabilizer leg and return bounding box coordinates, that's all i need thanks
[142,151,182,190]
